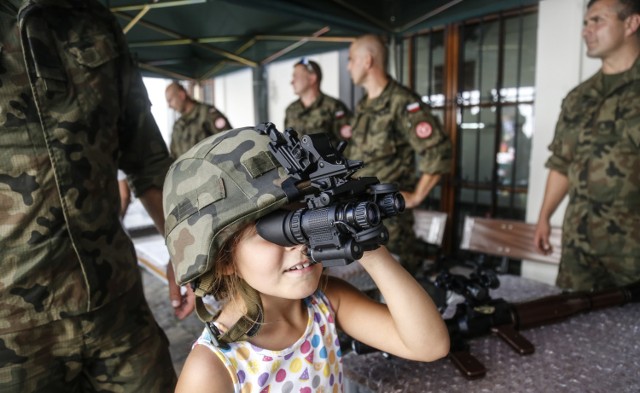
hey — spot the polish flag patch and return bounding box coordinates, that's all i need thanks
[214,117,227,129]
[415,122,432,139]
[335,110,345,119]
[406,102,421,113]
[340,124,353,139]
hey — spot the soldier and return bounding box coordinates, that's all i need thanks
[346,34,452,275]
[284,58,352,145]
[534,0,640,291]
[0,0,182,391]
[165,81,232,160]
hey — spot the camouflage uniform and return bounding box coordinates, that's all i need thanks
[546,57,640,291]
[170,102,232,159]
[284,93,352,146]
[0,0,176,391]
[347,79,451,274]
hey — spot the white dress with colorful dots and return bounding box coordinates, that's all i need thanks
[195,290,343,393]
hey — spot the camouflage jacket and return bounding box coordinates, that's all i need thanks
[546,57,640,257]
[346,79,451,191]
[284,93,351,146]
[170,102,232,159]
[0,0,172,333]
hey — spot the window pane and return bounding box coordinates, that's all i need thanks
[459,106,497,186]
[497,105,533,188]
[461,20,501,103]
[404,31,444,106]
[459,188,493,215]
[401,38,410,86]
[496,191,527,219]
[502,12,538,93]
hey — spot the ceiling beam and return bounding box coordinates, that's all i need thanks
[198,38,257,80]
[255,35,354,43]
[128,34,354,48]
[198,29,351,81]
[122,5,150,34]
[113,11,257,67]
[399,0,464,32]
[110,0,206,13]
[216,0,384,34]
[260,26,330,65]
[328,0,391,32]
[138,62,195,81]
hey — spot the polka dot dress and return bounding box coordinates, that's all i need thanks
[195,290,343,393]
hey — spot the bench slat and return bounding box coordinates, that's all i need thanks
[461,217,562,265]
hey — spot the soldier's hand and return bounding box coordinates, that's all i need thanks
[400,191,420,209]
[534,221,552,255]
[167,264,196,319]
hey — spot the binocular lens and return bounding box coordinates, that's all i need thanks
[256,201,382,248]
[377,192,405,217]
[342,201,380,229]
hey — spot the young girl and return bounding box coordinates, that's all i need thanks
[163,127,449,393]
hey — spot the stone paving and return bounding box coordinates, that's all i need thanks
[141,268,203,375]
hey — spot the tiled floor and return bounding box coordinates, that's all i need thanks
[141,268,203,375]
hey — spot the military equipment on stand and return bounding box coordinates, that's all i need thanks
[435,266,640,379]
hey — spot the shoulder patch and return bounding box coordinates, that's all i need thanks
[415,122,433,139]
[406,102,421,113]
[214,117,227,130]
[335,110,345,119]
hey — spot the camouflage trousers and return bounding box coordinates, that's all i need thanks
[556,246,640,291]
[385,212,421,276]
[0,281,177,393]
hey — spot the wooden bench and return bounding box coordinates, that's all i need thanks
[459,216,562,271]
[413,209,448,247]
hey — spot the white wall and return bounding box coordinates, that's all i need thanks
[213,68,256,129]
[522,0,600,284]
[143,76,174,146]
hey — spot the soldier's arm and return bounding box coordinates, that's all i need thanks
[400,99,451,205]
[402,172,441,209]
[534,98,572,254]
[112,14,194,318]
[534,169,569,254]
[218,113,232,131]
[211,107,232,133]
[139,187,196,319]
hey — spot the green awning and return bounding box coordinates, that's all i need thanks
[102,0,538,81]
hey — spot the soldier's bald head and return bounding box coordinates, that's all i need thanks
[165,82,191,114]
[587,0,640,18]
[352,34,388,71]
[165,81,186,95]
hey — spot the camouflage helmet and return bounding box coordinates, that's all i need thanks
[163,126,291,287]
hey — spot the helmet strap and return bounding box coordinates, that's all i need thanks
[196,279,264,347]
